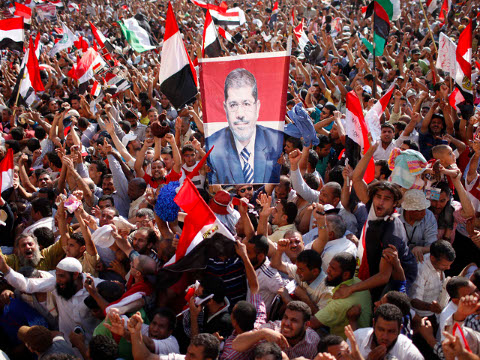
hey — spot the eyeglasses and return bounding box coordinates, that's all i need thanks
[239,186,253,193]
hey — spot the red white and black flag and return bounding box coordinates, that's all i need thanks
[0,17,24,52]
[157,178,236,287]
[89,21,115,54]
[14,2,32,29]
[159,2,198,109]
[455,20,473,100]
[67,48,106,84]
[202,10,222,58]
[0,148,14,199]
[345,90,375,183]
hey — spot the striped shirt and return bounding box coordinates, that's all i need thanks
[221,293,267,360]
[206,257,247,307]
[262,321,320,359]
[247,258,284,315]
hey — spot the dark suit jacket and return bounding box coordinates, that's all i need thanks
[206,124,283,184]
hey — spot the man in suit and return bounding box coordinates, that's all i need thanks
[206,68,283,185]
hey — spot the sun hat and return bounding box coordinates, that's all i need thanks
[402,189,430,211]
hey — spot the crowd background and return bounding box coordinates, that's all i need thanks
[0,0,479,359]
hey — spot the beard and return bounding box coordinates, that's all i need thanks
[18,248,42,268]
[56,277,78,300]
[325,274,344,287]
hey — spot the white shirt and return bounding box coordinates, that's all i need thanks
[320,237,358,273]
[23,217,56,236]
[234,127,256,176]
[5,270,102,346]
[140,324,180,355]
[408,254,448,317]
[438,301,458,341]
[373,141,397,161]
[350,328,424,360]
[247,258,284,315]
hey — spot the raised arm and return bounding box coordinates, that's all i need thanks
[351,142,379,204]
[134,137,154,178]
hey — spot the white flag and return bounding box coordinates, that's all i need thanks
[436,32,457,75]
[49,22,78,57]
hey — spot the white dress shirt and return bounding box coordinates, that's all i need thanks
[350,328,424,360]
[373,141,397,161]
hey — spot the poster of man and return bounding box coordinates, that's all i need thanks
[199,52,289,185]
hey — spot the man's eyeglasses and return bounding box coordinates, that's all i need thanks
[239,186,253,193]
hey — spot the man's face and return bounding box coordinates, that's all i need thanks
[98,199,114,210]
[149,314,171,339]
[275,184,289,200]
[457,282,478,300]
[17,237,38,262]
[326,259,345,287]
[237,186,253,200]
[148,111,159,123]
[185,344,205,360]
[373,317,400,349]
[55,269,78,300]
[1,109,10,121]
[316,144,331,159]
[132,230,149,254]
[127,117,138,128]
[38,174,52,188]
[320,108,332,121]
[372,189,396,217]
[136,215,153,229]
[102,177,115,195]
[246,242,262,266]
[319,185,338,207]
[71,99,80,110]
[430,255,453,272]
[151,160,166,181]
[88,164,102,182]
[128,140,142,157]
[380,127,394,144]
[285,233,304,257]
[281,309,306,341]
[374,165,383,180]
[99,208,116,227]
[327,341,351,359]
[48,100,59,112]
[296,261,317,283]
[271,202,285,226]
[66,239,84,258]
[430,192,450,215]
[284,141,295,154]
[161,154,174,171]
[160,96,170,108]
[224,86,260,143]
[404,209,426,222]
[183,151,196,167]
[128,182,144,201]
[430,117,444,135]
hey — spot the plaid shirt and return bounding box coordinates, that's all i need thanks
[262,321,320,359]
[221,293,267,360]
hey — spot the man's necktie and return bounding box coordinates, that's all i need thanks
[241,148,254,184]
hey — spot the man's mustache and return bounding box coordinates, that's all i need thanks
[233,119,249,125]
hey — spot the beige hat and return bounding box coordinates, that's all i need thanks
[402,189,430,211]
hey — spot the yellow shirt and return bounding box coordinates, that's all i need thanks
[1,239,65,272]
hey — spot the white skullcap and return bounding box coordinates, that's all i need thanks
[56,257,82,273]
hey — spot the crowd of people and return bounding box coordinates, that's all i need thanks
[0,0,479,359]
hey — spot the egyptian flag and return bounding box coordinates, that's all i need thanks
[0,149,14,199]
[293,19,309,51]
[426,0,437,13]
[68,48,106,84]
[290,7,295,26]
[157,178,236,287]
[91,80,101,97]
[14,2,31,29]
[9,36,44,107]
[269,1,279,26]
[159,2,198,109]
[68,2,79,12]
[455,20,473,100]
[0,17,24,52]
[202,11,222,58]
[345,90,375,183]
[449,88,465,111]
[48,0,63,7]
[218,26,233,43]
[364,82,396,142]
[74,35,89,52]
[209,7,246,28]
[89,21,115,54]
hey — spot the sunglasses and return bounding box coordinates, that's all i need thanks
[239,186,253,193]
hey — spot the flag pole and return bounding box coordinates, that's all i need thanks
[419,0,438,55]
[12,76,24,119]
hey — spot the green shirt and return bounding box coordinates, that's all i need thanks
[315,277,372,338]
[93,308,149,360]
